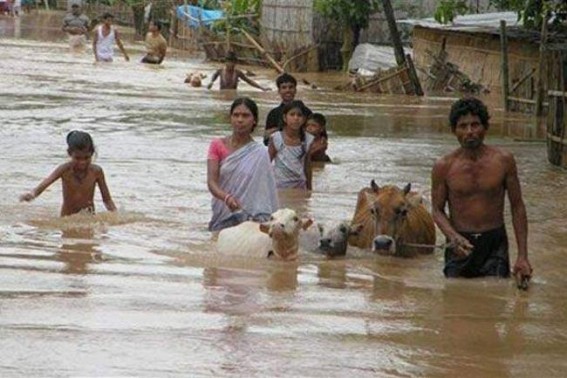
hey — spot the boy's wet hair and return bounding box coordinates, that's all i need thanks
[449,97,490,131]
[225,51,237,63]
[276,73,297,89]
[150,19,162,30]
[230,97,258,130]
[102,12,114,20]
[308,113,326,127]
[66,130,95,154]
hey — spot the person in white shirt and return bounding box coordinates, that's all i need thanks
[92,12,129,62]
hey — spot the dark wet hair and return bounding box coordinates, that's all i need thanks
[449,97,490,131]
[230,97,258,130]
[102,12,114,20]
[66,130,95,155]
[150,20,162,31]
[307,113,328,138]
[282,100,309,147]
[276,73,297,89]
[225,51,237,63]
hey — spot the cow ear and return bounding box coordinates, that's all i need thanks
[301,218,314,230]
[403,182,411,195]
[259,223,270,234]
[364,192,375,210]
[406,193,423,208]
[370,180,379,193]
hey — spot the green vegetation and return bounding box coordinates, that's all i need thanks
[433,0,469,25]
[211,0,262,35]
[313,0,380,70]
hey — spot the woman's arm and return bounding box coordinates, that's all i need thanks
[268,138,277,161]
[207,158,240,211]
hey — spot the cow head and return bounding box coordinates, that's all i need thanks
[318,221,363,257]
[258,208,313,260]
[365,181,423,255]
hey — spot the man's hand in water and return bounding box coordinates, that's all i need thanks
[513,256,532,278]
[449,234,473,257]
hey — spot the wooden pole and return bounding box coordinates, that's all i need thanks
[500,20,510,112]
[405,53,424,96]
[240,28,285,74]
[381,0,405,66]
[535,16,549,117]
[226,15,231,52]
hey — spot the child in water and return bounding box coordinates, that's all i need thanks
[268,100,315,190]
[20,131,117,216]
[305,113,331,162]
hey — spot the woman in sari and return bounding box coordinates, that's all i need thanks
[207,97,279,231]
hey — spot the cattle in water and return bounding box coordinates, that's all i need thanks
[216,208,313,260]
[315,221,363,257]
[348,180,436,257]
[184,72,206,87]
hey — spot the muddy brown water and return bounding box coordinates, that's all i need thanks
[1,11,567,378]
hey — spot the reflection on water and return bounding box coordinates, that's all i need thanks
[1,12,567,378]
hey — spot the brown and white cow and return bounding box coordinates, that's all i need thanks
[348,180,436,257]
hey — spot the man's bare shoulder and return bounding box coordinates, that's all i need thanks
[433,148,460,170]
[89,164,104,175]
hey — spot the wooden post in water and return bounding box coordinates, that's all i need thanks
[500,20,510,112]
[381,0,423,96]
[535,16,549,117]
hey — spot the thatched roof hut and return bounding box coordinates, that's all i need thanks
[401,12,542,98]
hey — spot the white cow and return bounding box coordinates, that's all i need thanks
[216,208,313,261]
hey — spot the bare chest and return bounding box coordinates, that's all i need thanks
[446,159,506,197]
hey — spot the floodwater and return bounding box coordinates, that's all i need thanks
[1,12,567,378]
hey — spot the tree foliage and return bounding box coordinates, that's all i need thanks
[434,0,469,25]
[490,0,567,29]
[313,0,380,29]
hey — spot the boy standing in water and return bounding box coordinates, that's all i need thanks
[20,131,117,217]
[93,12,130,62]
[62,4,90,51]
[141,20,167,64]
[207,51,269,91]
[263,73,311,146]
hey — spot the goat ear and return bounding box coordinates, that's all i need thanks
[350,223,364,236]
[301,218,314,230]
[403,182,411,195]
[259,223,270,234]
[370,179,379,193]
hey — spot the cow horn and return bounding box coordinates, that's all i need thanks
[370,180,379,192]
[403,183,411,195]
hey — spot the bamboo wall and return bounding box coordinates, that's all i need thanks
[546,50,567,167]
[411,26,541,95]
[260,0,314,51]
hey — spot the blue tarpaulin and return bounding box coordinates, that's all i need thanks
[176,5,224,28]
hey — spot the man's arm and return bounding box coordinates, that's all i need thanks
[96,168,117,211]
[431,158,473,256]
[207,70,220,89]
[114,30,130,61]
[238,70,269,91]
[505,153,532,276]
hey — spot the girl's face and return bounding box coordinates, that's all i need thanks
[69,149,93,171]
[306,120,323,137]
[284,108,305,132]
[230,104,255,134]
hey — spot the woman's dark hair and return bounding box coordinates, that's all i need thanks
[66,130,95,155]
[230,97,258,131]
[449,97,490,131]
[276,73,297,89]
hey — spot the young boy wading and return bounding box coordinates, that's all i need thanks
[431,98,532,280]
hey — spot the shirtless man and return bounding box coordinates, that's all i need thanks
[141,20,167,64]
[431,98,532,280]
[207,51,269,91]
